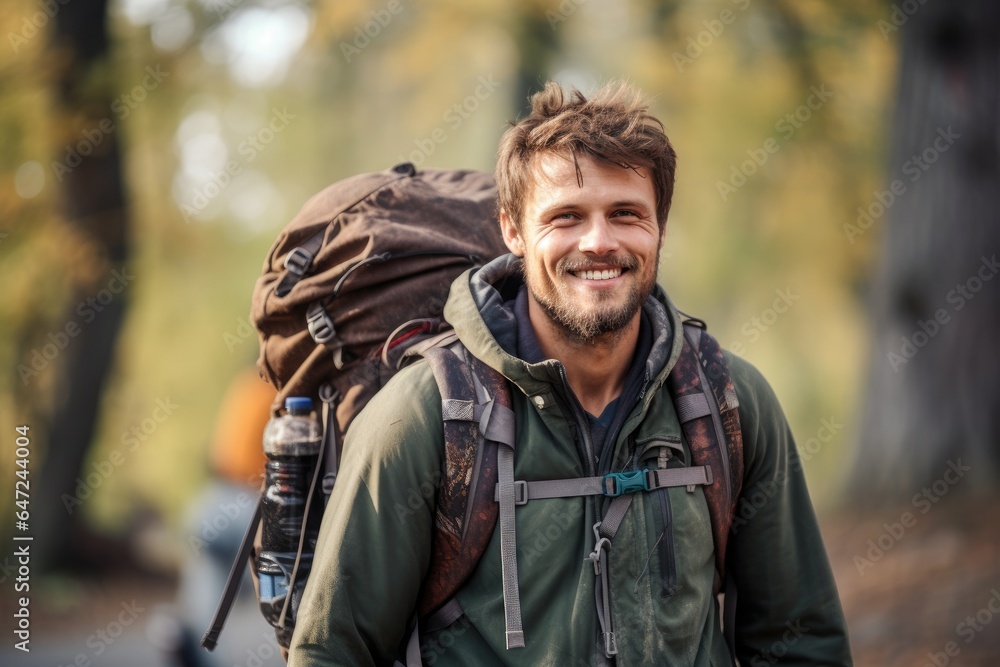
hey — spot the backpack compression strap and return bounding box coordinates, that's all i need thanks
[200,493,262,651]
[665,322,745,588]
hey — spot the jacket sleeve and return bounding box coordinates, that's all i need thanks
[724,354,853,666]
[287,363,444,667]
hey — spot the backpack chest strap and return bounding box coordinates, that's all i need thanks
[492,464,713,659]
[492,465,712,504]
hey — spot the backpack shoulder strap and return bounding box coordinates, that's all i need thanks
[417,342,512,618]
[665,321,744,589]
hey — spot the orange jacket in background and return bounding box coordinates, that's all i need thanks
[211,369,276,485]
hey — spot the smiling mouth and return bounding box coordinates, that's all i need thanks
[573,268,623,281]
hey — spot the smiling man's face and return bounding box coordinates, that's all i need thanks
[500,152,664,344]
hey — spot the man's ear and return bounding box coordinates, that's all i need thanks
[500,209,525,257]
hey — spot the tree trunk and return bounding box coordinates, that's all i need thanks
[850,0,1000,501]
[511,9,563,116]
[34,0,132,573]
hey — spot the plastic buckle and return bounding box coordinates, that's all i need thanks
[513,480,529,506]
[602,469,650,497]
[283,247,313,276]
[307,302,336,345]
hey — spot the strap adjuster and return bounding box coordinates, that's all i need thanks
[513,480,528,506]
[283,246,313,276]
[306,302,336,345]
[602,469,650,497]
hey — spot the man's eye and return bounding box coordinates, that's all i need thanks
[612,209,640,218]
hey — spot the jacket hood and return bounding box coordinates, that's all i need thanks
[443,253,685,408]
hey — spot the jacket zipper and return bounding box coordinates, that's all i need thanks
[556,365,658,665]
[656,489,677,596]
[557,365,598,475]
[555,365,614,667]
[599,369,650,474]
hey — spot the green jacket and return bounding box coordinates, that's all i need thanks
[288,255,852,666]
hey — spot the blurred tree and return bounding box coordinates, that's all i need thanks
[33,0,133,572]
[510,5,563,115]
[850,0,1000,500]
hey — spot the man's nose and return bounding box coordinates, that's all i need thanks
[578,217,620,255]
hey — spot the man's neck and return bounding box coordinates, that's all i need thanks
[527,297,640,416]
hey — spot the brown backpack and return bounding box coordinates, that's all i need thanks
[202,163,744,663]
[203,163,511,656]
[251,162,508,436]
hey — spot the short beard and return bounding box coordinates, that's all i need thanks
[527,253,657,345]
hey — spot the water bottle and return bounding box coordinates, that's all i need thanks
[257,396,323,646]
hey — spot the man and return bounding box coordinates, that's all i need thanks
[288,81,852,666]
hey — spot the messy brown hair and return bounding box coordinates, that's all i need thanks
[496,80,677,232]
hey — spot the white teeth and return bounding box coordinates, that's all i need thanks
[577,269,621,281]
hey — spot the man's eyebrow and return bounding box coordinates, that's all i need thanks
[608,200,652,210]
[538,199,652,214]
[538,201,577,212]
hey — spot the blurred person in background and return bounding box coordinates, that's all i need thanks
[149,367,278,667]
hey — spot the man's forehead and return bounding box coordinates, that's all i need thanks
[525,151,653,202]
[528,151,578,185]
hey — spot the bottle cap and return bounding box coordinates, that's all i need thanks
[285,397,314,414]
